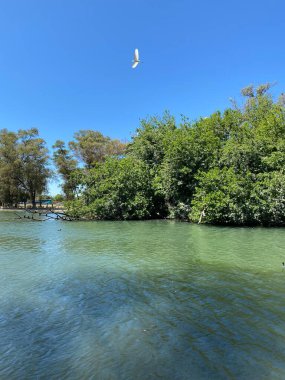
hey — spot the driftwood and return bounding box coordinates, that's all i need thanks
[15,208,79,222]
[198,209,206,224]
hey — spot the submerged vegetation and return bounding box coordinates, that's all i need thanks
[1,83,285,225]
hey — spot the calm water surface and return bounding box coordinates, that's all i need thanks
[0,211,285,379]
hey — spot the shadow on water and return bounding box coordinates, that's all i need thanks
[1,214,285,379]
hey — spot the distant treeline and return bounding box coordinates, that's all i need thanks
[1,83,285,225]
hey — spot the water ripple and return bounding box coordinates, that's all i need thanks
[0,213,285,379]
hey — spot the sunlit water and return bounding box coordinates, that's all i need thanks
[0,211,285,379]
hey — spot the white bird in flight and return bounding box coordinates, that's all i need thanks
[132,48,140,69]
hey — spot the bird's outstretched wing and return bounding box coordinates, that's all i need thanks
[134,48,139,61]
[132,61,139,69]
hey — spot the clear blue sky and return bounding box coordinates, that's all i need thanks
[0,0,284,194]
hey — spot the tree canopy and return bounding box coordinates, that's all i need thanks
[0,128,50,207]
[1,83,285,226]
[62,83,285,225]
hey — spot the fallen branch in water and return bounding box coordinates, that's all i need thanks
[14,208,79,222]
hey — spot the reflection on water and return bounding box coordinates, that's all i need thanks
[0,212,285,379]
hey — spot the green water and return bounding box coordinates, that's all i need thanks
[0,211,285,379]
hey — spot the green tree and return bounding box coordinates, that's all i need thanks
[53,140,78,200]
[160,113,224,208]
[16,129,50,207]
[0,128,50,207]
[62,83,285,225]
[69,130,126,169]
[129,112,176,167]
[249,172,285,225]
[53,194,65,202]
[190,167,251,225]
[66,157,163,220]
[0,130,21,205]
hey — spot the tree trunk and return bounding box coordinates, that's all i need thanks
[31,191,36,208]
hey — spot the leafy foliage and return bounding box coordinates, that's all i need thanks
[0,128,50,206]
[53,140,78,200]
[1,82,284,226]
[62,83,285,225]
[66,157,163,220]
[69,130,126,169]
[190,168,251,225]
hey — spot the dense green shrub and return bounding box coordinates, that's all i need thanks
[58,83,285,225]
[66,157,165,220]
[190,168,251,225]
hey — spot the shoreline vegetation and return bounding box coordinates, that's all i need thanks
[1,83,285,226]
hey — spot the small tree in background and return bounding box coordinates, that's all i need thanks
[0,128,50,207]
[68,130,126,169]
